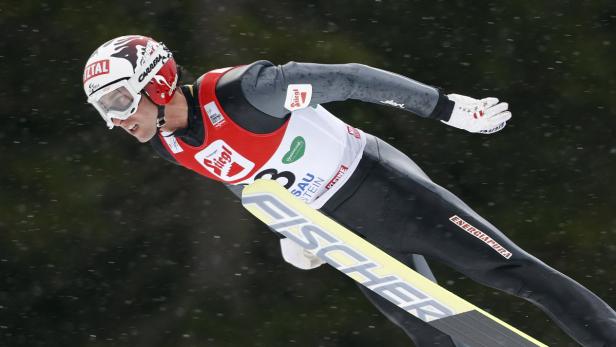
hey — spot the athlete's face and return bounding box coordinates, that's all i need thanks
[111,94,158,143]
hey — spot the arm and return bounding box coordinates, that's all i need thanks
[224,182,325,270]
[237,60,511,134]
[240,60,452,120]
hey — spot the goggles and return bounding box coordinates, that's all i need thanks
[87,43,172,129]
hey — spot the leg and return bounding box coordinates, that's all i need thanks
[324,136,616,346]
[405,189,616,346]
[321,136,468,346]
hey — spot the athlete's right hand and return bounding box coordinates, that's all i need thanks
[279,238,325,270]
[442,94,512,134]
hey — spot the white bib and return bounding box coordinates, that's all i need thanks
[234,105,366,208]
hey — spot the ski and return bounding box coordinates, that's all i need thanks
[241,179,547,347]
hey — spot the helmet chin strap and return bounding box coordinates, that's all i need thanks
[156,104,166,128]
[143,92,166,129]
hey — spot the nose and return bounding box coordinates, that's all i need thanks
[111,118,124,126]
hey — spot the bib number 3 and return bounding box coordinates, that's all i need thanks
[254,168,296,189]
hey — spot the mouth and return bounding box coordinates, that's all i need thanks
[128,123,139,133]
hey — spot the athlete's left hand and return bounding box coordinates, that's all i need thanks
[442,94,512,134]
[279,238,325,270]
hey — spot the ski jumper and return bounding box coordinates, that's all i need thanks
[150,61,616,347]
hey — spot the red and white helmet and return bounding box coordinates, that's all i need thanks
[83,35,178,128]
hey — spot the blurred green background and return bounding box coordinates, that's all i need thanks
[1,0,615,346]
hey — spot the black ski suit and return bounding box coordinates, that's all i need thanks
[150,61,616,346]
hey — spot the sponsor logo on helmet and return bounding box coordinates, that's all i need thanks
[284,84,312,111]
[152,73,178,97]
[87,83,101,96]
[138,53,170,83]
[110,36,149,70]
[83,59,110,83]
[194,140,255,181]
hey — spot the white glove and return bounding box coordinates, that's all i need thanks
[442,94,512,134]
[279,238,325,270]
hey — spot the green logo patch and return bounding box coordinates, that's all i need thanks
[282,136,306,164]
